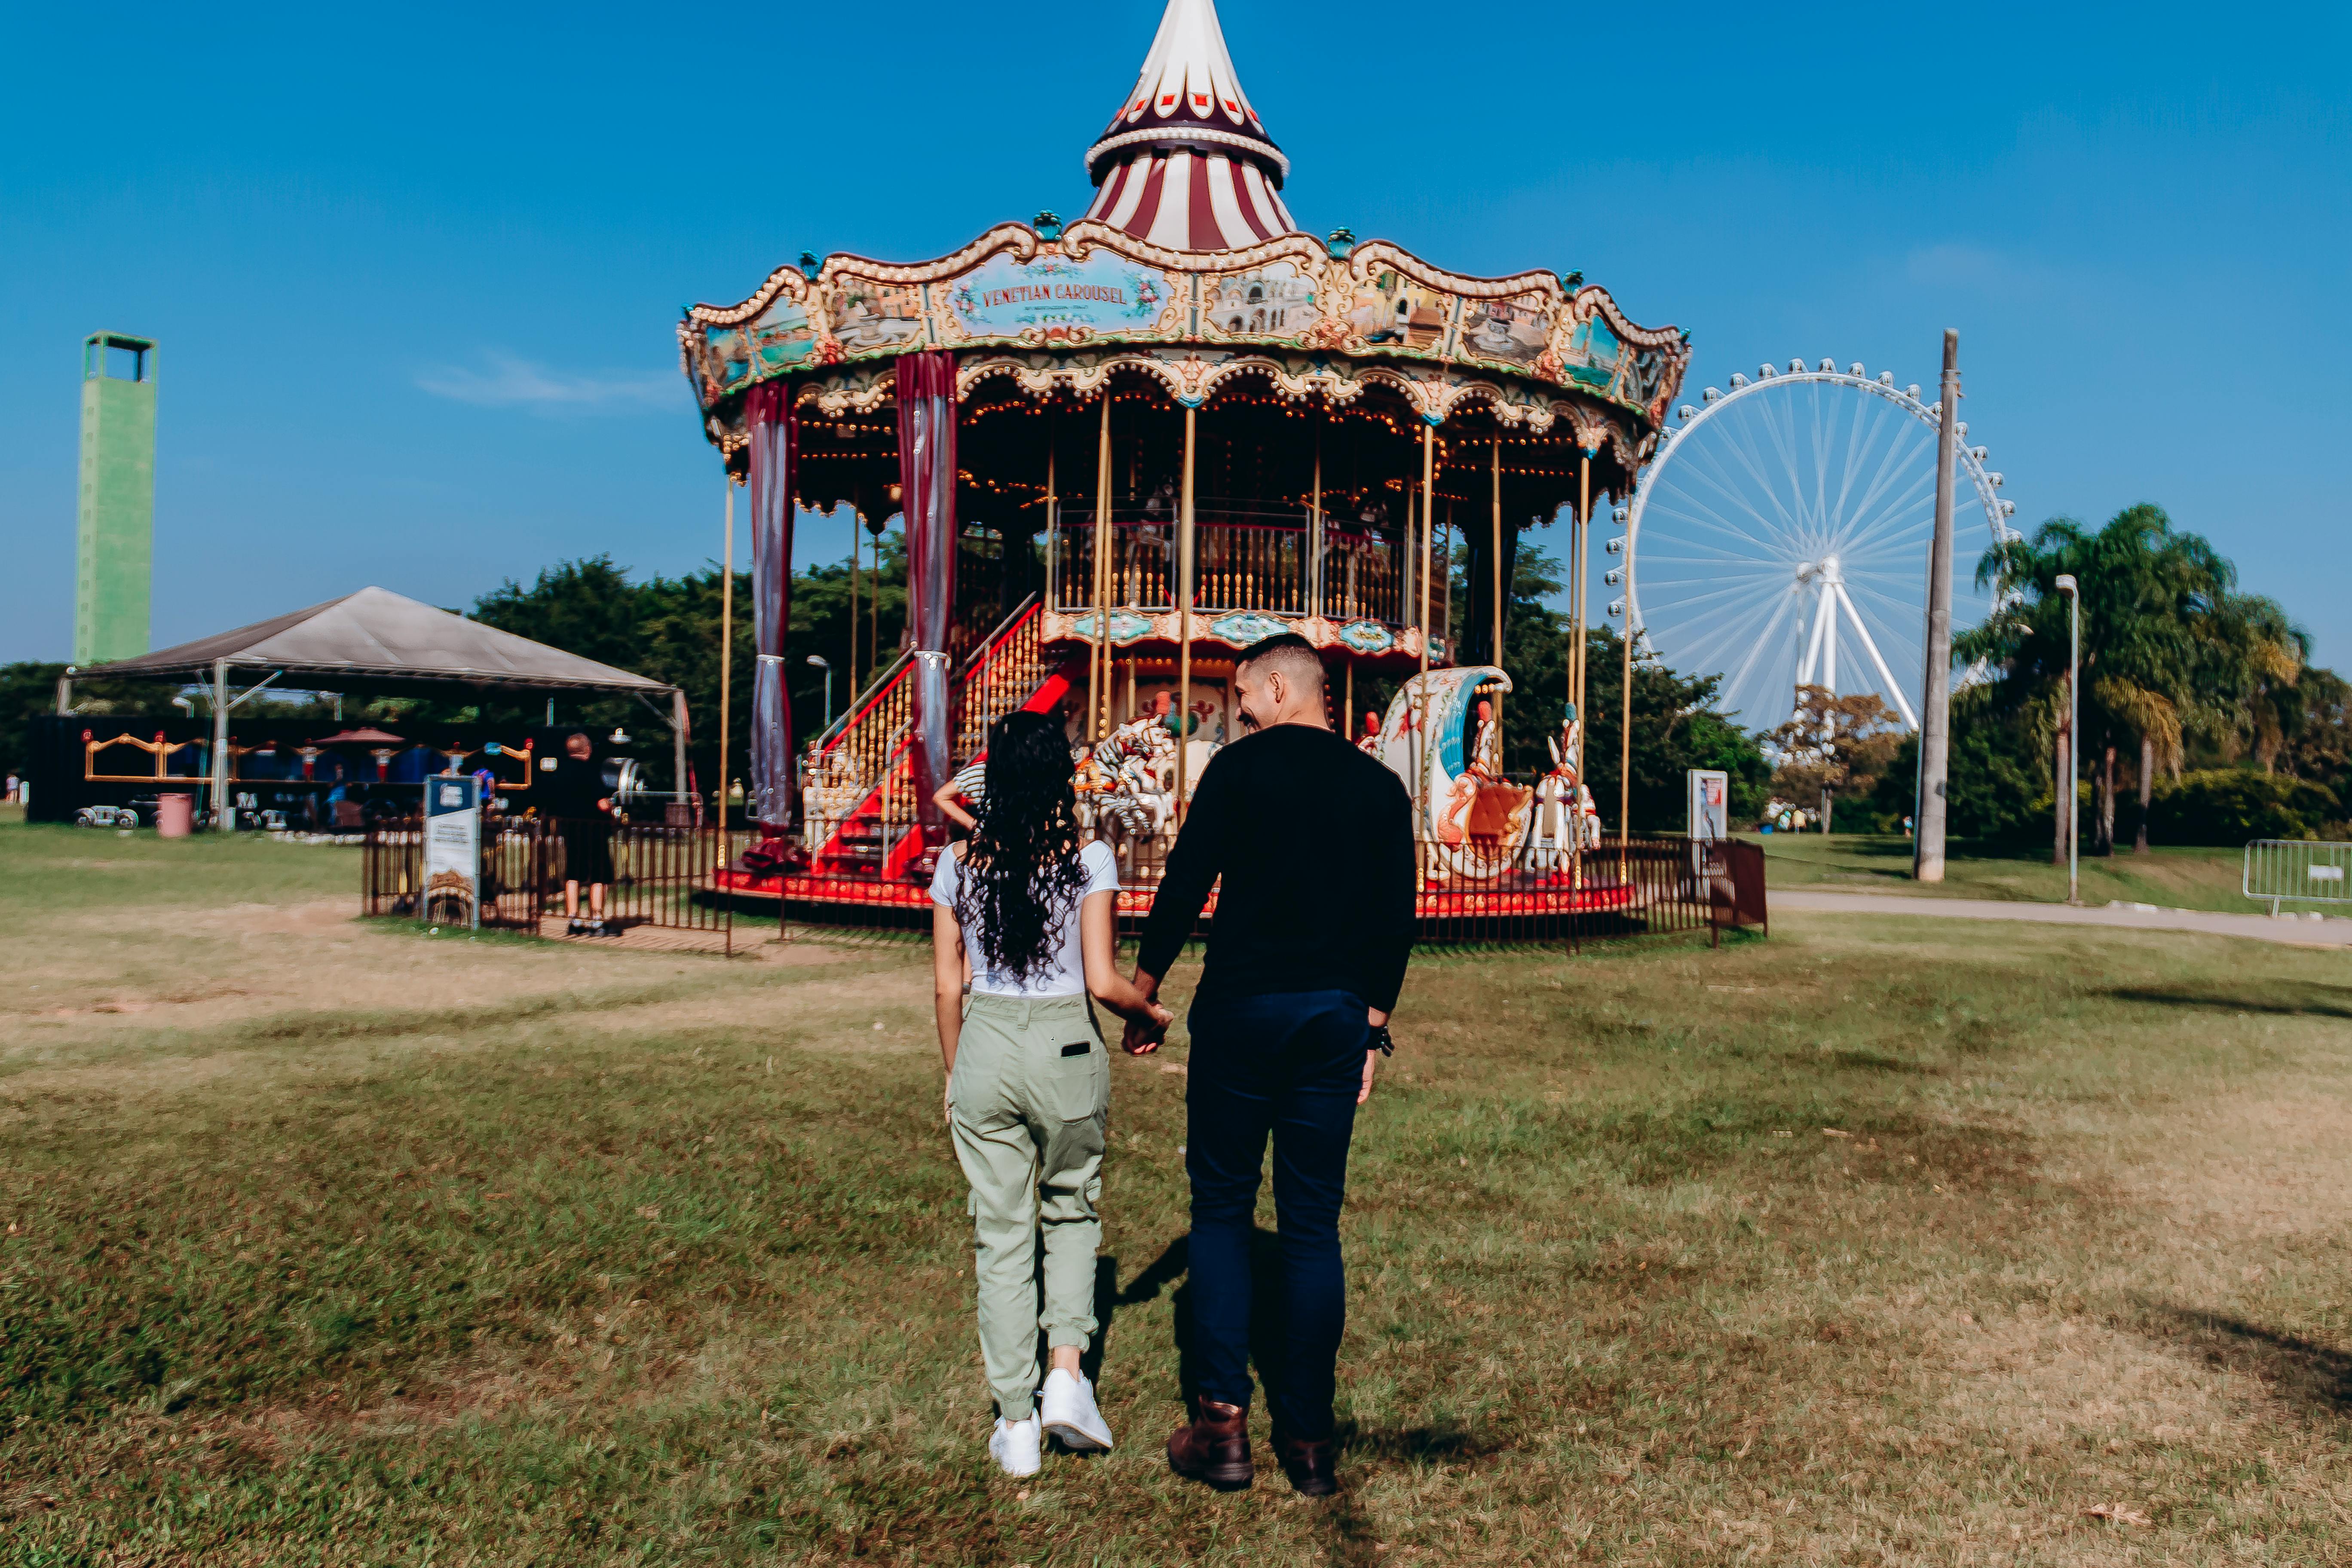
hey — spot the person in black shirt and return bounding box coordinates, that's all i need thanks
[1126,634,1417,1497]
[545,732,616,936]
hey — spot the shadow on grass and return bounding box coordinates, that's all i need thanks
[2144,1304,2352,1416]
[2101,982,2352,1020]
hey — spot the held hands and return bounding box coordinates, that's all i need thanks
[1120,1000,1175,1056]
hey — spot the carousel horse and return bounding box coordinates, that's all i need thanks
[1525,705,1583,876]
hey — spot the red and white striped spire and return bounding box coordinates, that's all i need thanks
[1081,0,1299,252]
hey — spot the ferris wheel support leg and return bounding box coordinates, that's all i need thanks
[1796,583,1829,692]
[1821,581,1839,697]
[1836,581,1918,731]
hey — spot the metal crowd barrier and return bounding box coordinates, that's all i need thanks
[2242,839,2352,916]
[363,818,736,953]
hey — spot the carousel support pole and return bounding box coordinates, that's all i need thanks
[1574,448,1593,739]
[1309,419,1325,617]
[1490,436,1504,678]
[1618,559,1633,878]
[1092,394,1114,741]
[718,477,735,824]
[1345,662,1355,741]
[1177,404,1197,815]
[1044,429,1058,612]
[1417,423,1435,809]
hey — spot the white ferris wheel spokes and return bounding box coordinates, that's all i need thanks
[1616,359,2015,734]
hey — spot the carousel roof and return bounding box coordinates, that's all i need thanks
[1081,0,1299,253]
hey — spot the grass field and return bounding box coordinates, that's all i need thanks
[1757,832,2259,912]
[5,819,2351,1564]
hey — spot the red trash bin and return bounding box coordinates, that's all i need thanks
[157,793,194,839]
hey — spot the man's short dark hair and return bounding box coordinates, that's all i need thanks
[1236,633,1326,691]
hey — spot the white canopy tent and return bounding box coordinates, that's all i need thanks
[67,586,687,827]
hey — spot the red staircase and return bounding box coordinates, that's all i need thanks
[800,596,1070,882]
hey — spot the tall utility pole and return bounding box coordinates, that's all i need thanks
[1912,329,1960,882]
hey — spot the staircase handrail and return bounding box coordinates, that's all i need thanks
[963,593,1040,673]
[810,649,914,757]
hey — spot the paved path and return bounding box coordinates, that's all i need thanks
[1770,888,2352,949]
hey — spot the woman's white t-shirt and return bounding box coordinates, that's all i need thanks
[931,839,1121,997]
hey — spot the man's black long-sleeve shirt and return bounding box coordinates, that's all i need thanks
[1136,722,1417,1013]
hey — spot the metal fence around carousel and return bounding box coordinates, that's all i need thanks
[363,818,736,952]
[363,819,1764,956]
[1094,830,1765,949]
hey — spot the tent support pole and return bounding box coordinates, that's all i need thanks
[671,689,692,823]
[211,658,231,832]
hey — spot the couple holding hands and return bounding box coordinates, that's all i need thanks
[929,635,1418,1496]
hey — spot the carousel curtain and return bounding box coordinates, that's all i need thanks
[745,380,798,834]
[897,350,959,844]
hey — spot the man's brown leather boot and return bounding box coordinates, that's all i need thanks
[1165,1399,1253,1490]
[1272,1431,1337,1496]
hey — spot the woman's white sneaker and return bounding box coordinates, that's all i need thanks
[1039,1368,1115,1452]
[989,1414,1042,1476]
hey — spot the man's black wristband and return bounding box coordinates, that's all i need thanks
[1369,1024,1394,1057]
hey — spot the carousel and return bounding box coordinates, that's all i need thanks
[678,0,1689,922]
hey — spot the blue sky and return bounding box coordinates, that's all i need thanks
[3,2,2346,668]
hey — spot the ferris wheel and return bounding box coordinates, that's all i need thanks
[1614,358,2017,732]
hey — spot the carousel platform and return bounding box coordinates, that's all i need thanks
[710,864,1648,932]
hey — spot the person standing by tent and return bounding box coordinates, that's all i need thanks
[1125,633,1418,1498]
[545,732,615,935]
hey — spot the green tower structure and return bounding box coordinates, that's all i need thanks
[76,332,157,665]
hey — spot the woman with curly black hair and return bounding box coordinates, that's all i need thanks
[930,709,1171,1478]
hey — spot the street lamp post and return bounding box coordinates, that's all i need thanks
[2053,573,2080,906]
[806,654,833,732]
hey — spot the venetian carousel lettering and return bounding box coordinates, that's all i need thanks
[977,282,1130,309]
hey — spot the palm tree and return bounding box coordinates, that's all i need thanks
[2197,593,2307,776]
[1960,505,2226,856]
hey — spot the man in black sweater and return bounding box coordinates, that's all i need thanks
[1127,634,1417,1497]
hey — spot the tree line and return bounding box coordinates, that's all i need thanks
[10,500,2338,851]
[1757,504,2348,849]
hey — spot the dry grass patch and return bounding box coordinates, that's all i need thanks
[3,821,2352,1562]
